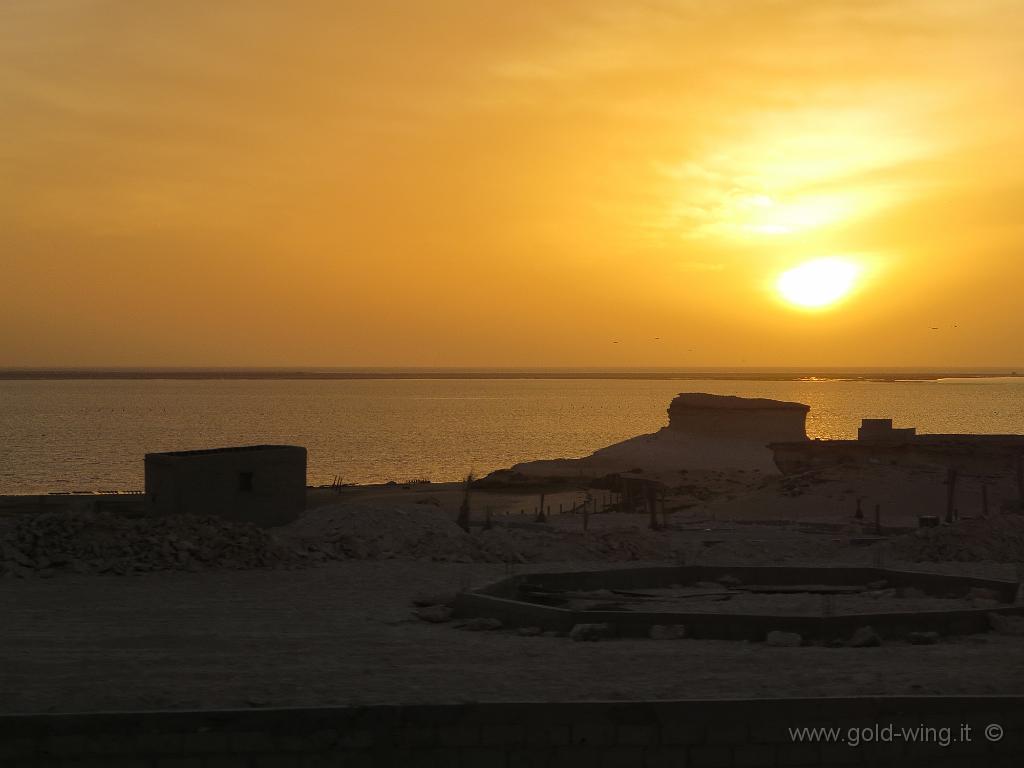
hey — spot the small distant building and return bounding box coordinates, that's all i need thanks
[144,445,306,527]
[858,418,917,443]
[771,420,1024,477]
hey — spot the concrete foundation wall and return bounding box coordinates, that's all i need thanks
[457,566,1023,641]
[145,445,306,528]
[2,698,1021,767]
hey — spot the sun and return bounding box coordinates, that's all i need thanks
[776,257,861,309]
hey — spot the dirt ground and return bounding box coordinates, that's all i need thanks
[3,549,1024,715]
[4,467,1024,715]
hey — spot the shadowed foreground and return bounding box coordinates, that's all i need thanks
[3,560,1024,715]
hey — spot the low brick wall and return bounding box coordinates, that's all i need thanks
[2,697,1022,767]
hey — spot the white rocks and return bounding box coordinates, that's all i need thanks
[462,617,503,631]
[848,626,882,647]
[988,612,1024,636]
[570,623,613,641]
[649,624,687,640]
[0,510,306,576]
[765,631,802,647]
[967,587,1004,609]
[414,605,454,623]
[412,592,457,608]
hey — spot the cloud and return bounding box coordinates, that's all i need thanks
[1,0,1022,365]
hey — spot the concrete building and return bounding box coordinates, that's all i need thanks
[858,418,917,443]
[771,424,1024,478]
[145,445,306,527]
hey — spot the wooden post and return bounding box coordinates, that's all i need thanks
[855,497,863,520]
[874,503,881,536]
[945,468,958,525]
[1017,453,1024,509]
[583,500,590,532]
[456,472,473,532]
[982,485,989,517]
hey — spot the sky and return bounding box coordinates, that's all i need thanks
[2,0,1023,368]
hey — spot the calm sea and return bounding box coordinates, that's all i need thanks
[2,377,1024,495]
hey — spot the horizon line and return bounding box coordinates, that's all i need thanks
[1,366,1023,382]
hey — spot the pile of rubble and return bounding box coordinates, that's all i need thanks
[1,503,683,577]
[281,503,491,561]
[280,503,677,563]
[0,510,310,577]
[892,515,1024,562]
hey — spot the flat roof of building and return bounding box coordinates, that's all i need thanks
[146,445,305,459]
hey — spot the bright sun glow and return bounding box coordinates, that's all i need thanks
[776,258,861,309]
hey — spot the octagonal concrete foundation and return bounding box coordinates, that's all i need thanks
[454,565,1024,642]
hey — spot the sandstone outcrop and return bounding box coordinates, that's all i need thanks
[497,393,812,479]
[667,393,809,441]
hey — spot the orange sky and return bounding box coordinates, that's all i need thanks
[2,1,1022,368]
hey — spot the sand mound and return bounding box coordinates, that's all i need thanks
[891,515,1024,562]
[281,503,675,563]
[499,427,780,483]
[491,392,811,482]
[0,510,307,577]
[282,503,480,561]
[1,504,683,576]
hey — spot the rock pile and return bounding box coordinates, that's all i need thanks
[0,510,309,577]
[280,503,676,564]
[281,503,490,561]
[2,502,683,577]
[892,515,1024,562]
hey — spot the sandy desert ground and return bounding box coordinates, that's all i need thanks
[5,425,1024,715]
[3,513,1024,715]
[2,556,1023,716]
